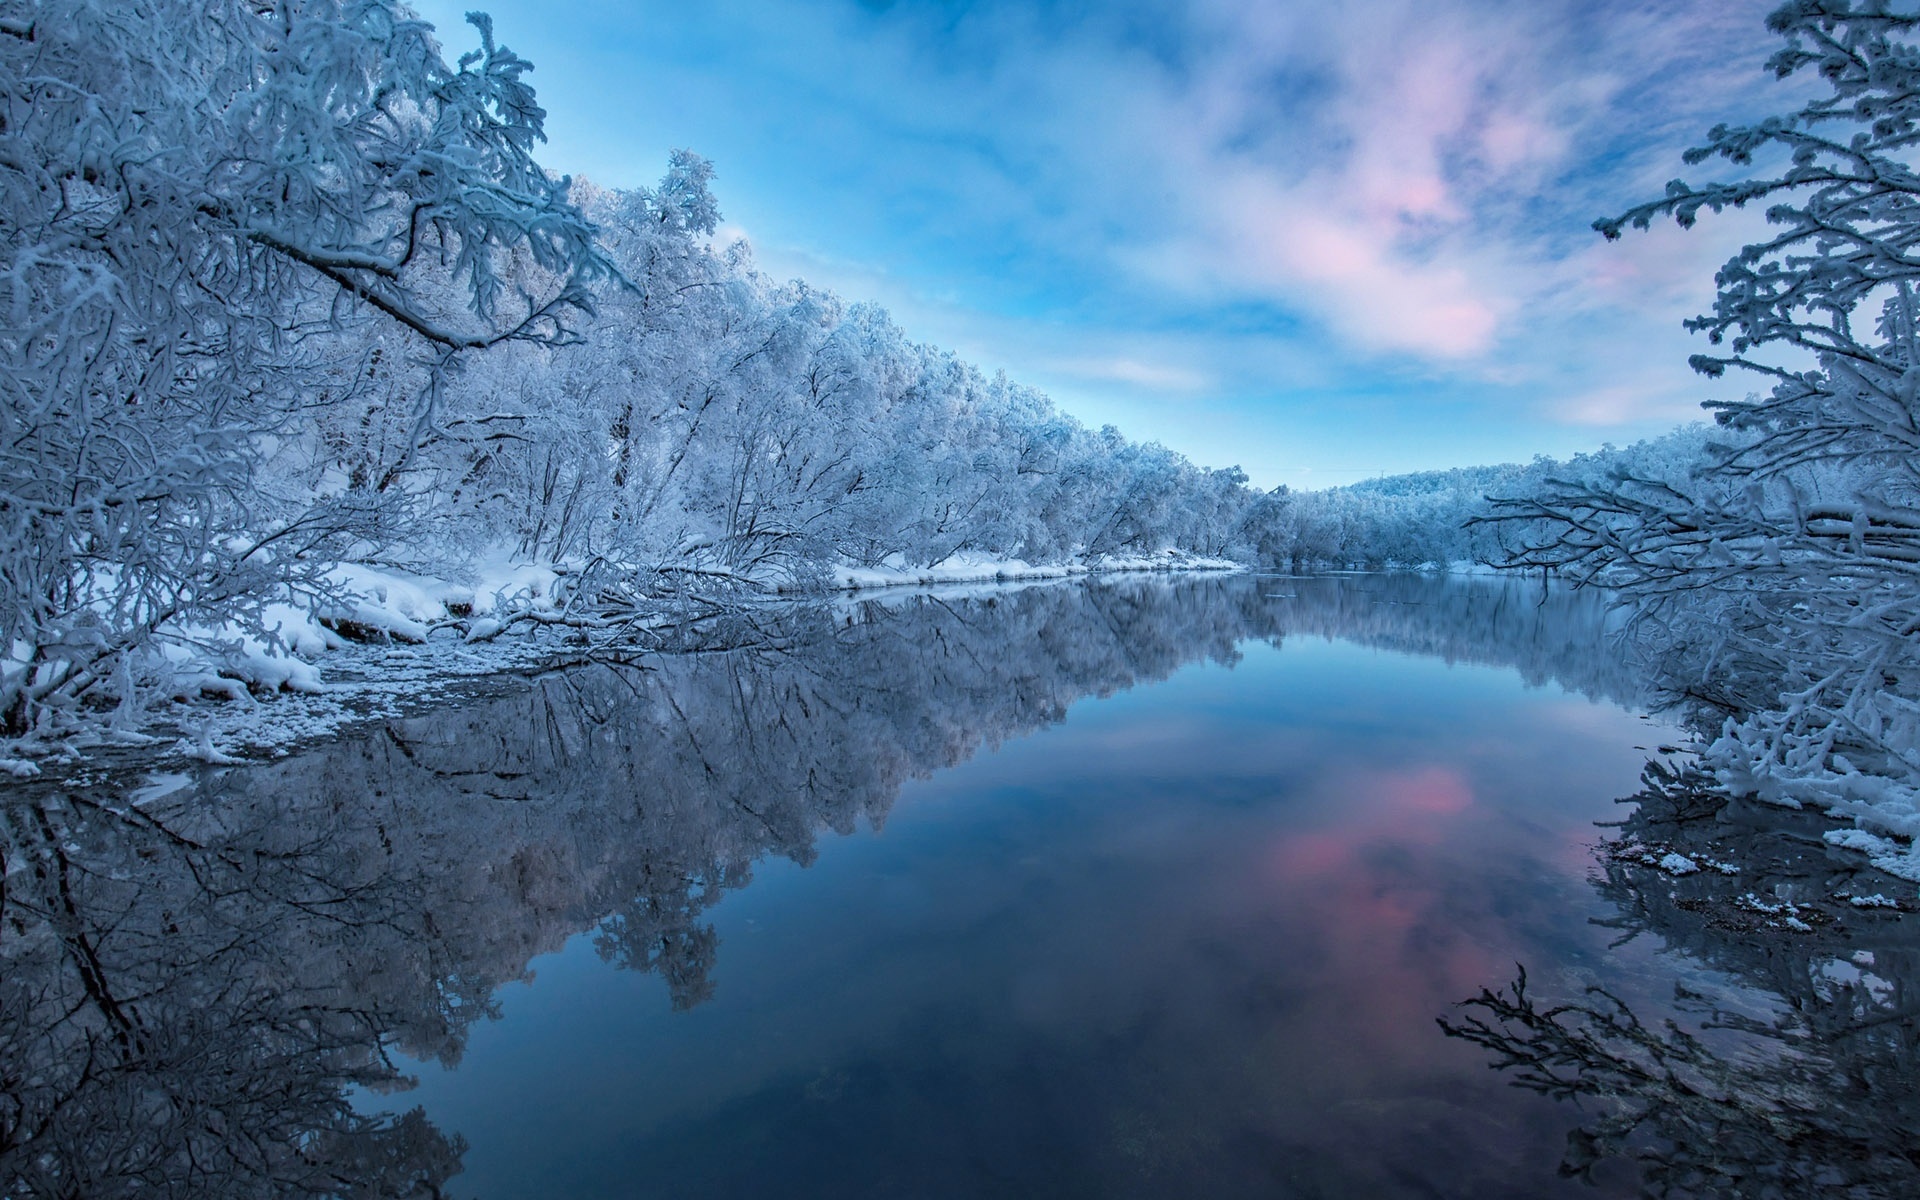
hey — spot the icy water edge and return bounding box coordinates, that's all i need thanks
[5,573,1918,1198]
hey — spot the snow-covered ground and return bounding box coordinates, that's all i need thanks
[823,549,1241,591]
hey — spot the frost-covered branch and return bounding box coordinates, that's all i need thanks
[1486,0,1920,857]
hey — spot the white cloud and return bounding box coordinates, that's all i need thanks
[1556,382,1705,427]
[1047,356,1214,392]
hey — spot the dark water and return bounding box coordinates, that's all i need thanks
[5,574,1917,1198]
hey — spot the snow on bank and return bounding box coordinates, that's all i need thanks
[823,550,1241,592]
[1710,717,1920,883]
[317,560,566,641]
[172,632,566,764]
[146,560,569,703]
[0,559,587,767]
[1821,826,1920,884]
[2,553,1243,767]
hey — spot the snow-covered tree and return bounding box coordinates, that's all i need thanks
[423,164,1269,591]
[0,1,603,734]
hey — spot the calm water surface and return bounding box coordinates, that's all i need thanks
[5,574,1911,1198]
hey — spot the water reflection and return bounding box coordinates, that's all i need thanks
[1445,762,1920,1197]
[0,775,469,1196]
[2,573,1654,1197]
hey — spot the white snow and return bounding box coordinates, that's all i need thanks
[1823,828,1920,882]
[824,550,1241,592]
[1657,852,1701,875]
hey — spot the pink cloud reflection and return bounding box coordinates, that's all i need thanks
[1253,764,1513,1060]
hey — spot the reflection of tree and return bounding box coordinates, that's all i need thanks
[0,792,469,1198]
[1594,762,1920,1044]
[1,571,1624,1195]
[1441,969,1920,1197]
[593,864,740,1011]
[1269,573,1645,707]
[1444,764,1920,1197]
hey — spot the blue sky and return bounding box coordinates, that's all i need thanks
[415,0,1787,486]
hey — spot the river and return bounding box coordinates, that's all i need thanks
[4,573,1914,1197]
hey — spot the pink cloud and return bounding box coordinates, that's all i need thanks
[1251,205,1505,358]
[1251,763,1509,1041]
[1087,0,1780,376]
[1105,2,1596,360]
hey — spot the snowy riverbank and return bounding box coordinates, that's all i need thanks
[0,556,1245,775]
[823,549,1241,591]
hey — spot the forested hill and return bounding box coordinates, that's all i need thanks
[1245,426,1712,571]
